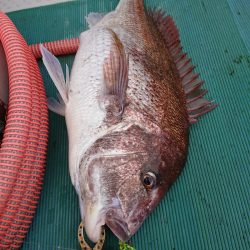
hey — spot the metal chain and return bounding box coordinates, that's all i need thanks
[78,222,105,250]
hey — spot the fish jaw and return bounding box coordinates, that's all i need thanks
[78,156,106,243]
[84,202,106,242]
[82,198,141,242]
[106,217,130,242]
[83,200,131,242]
[82,188,163,242]
[105,204,142,242]
[83,197,131,242]
[82,191,163,243]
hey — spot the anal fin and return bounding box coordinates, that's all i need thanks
[149,10,218,124]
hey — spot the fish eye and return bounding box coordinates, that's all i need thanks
[142,172,156,190]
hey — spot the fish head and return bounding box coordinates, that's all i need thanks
[79,125,187,242]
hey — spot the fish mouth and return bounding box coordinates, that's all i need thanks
[84,207,130,242]
[106,216,130,242]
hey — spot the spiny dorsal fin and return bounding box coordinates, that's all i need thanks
[149,9,218,124]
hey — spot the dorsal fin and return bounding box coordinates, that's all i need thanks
[149,10,218,124]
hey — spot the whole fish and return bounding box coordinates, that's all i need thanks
[41,0,217,243]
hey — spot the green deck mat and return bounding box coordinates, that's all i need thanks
[7,0,249,249]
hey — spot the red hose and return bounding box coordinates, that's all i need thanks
[0,11,80,248]
[29,37,79,59]
[0,13,48,248]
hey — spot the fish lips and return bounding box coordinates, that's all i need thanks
[106,214,130,242]
[105,206,145,242]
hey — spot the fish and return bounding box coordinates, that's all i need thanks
[41,0,217,243]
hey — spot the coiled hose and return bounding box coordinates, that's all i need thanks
[0,12,79,248]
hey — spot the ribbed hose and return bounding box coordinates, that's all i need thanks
[29,37,79,59]
[0,13,48,248]
[0,11,80,248]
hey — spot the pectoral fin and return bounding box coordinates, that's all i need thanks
[47,96,65,116]
[40,44,68,105]
[102,32,129,116]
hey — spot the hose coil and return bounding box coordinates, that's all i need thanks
[0,12,48,249]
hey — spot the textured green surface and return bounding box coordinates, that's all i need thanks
[7,0,250,249]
